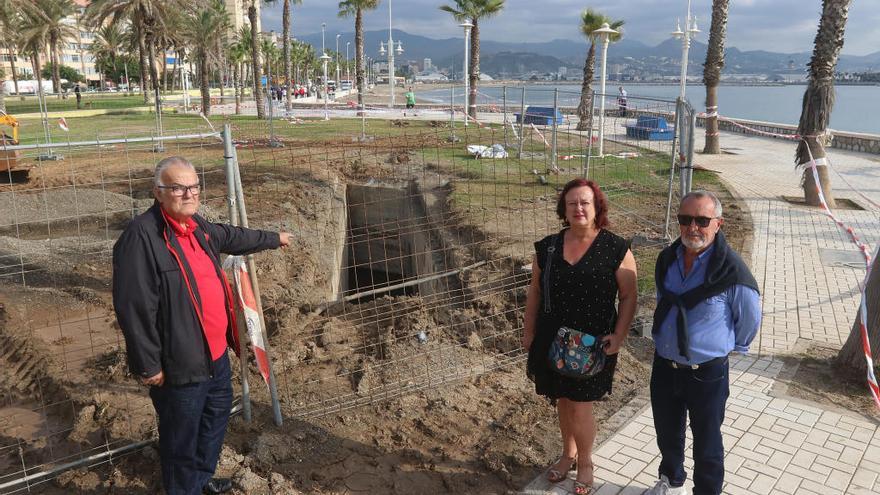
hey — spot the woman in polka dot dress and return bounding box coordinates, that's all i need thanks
[522,178,638,494]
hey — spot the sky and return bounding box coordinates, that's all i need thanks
[261,0,880,57]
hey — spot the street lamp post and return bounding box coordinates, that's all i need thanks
[379,0,403,109]
[671,0,700,99]
[321,23,326,55]
[320,53,331,120]
[459,21,472,126]
[335,34,341,86]
[594,22,618,157]
[346,41,351,83]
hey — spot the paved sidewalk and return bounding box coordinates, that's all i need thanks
[524,128,880,495]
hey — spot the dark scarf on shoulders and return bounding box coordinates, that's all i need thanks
[651,231,759,361]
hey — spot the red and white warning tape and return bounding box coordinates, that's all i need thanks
[530,123,550,147]
[715,109,880,407]
[223,256,271,387]
[803,144,879,410]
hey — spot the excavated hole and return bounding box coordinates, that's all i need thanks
[342,183,453,304]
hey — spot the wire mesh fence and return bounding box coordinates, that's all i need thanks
[0,130,226,493]
[226,86,684,420]
[0,85,689,491]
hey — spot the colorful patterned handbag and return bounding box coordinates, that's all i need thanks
[547,326,607,379]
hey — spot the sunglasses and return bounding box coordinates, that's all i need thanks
[677,214,718,227]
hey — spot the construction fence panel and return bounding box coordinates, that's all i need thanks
[225,85,682,420]
[0,130,226,493]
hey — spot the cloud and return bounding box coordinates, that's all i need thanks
[259,0,880,56]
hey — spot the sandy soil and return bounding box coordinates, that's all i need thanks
[0,125,752,494]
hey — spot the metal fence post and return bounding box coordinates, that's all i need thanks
[677,99,688,196]
[551,88,559,171]
[223,124,252,422]
[665,101,682,239]
[584,92,595,178]
[502,86,508,148]
[518,87,526,158]
[231,143,284,427]
[686,106,696,192]
[448,84,456,141]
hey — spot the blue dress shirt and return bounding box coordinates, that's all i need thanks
[654,244,762,365]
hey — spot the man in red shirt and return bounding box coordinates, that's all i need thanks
[113,157,290,495]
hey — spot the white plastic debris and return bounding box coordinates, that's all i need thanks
[466,144,508,159]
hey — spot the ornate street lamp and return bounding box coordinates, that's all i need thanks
[671,0,700,99]
[594,22,619,157]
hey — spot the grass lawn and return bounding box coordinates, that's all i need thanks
[4,93,149,114]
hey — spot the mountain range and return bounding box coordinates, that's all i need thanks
[297,29,880,76]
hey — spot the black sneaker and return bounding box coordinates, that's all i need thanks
[203,478,232,494]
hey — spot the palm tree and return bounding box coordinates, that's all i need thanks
[21,0,76,98]
[837,254,880,373]
[439,0,505,119]
[243,0,265,119]
[702,0,729,154]
[18,6,49,103]
[574,9,623,131]
[228,34,249,115]
[795,0,851,208]
[268,0,302,111]
[92,24,125,89]
[261,36,280,81]
[182,0,230,116]
[0,3,21,95]
[338,0,379,112]
[86,0,178,104]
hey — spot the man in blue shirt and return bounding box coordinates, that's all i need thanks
[646,191,761,495]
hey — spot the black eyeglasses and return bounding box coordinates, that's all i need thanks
[157,184,201,197]
[677,214,718,227]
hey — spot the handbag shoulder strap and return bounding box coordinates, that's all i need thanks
[542,234,558,314]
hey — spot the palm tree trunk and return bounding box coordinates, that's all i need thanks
[32,54,44,106]
[576,42,597,131]
[234,62,241,115]
[146,35,160,95]
[247,3,265,119]
[200,56,210,116]
[468,18,479,119]
[283,0,292,111]
[796,0,851,208]
[836,255,880,372]
[355,8,365,110]
[8,44,19,95]
[49,35,62,98]
[702,0,729,154]
[137,27,151,104]
[162,50,168,92]
[7,44,19,95]
[170,53,179,91]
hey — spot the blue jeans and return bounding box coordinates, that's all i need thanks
[650,355,729,495]
[150,353,232,495]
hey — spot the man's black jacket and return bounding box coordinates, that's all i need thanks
[112,202,280,386]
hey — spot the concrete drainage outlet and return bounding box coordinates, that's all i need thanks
[342,182,449,304]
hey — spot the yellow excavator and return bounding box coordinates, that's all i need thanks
[0,110,21,174]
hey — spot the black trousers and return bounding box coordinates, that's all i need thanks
[650,355,729,495]
[150,353,232,495]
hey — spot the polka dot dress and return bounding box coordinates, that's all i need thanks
[527,228,629,403]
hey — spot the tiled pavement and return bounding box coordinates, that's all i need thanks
[524,128,880,495]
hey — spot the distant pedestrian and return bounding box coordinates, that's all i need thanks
[617,86,627,117]
[404,87,416,116]
[74,85,82,109]
[645,190,761,495]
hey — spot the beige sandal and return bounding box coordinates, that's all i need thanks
[546,456,576,483]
